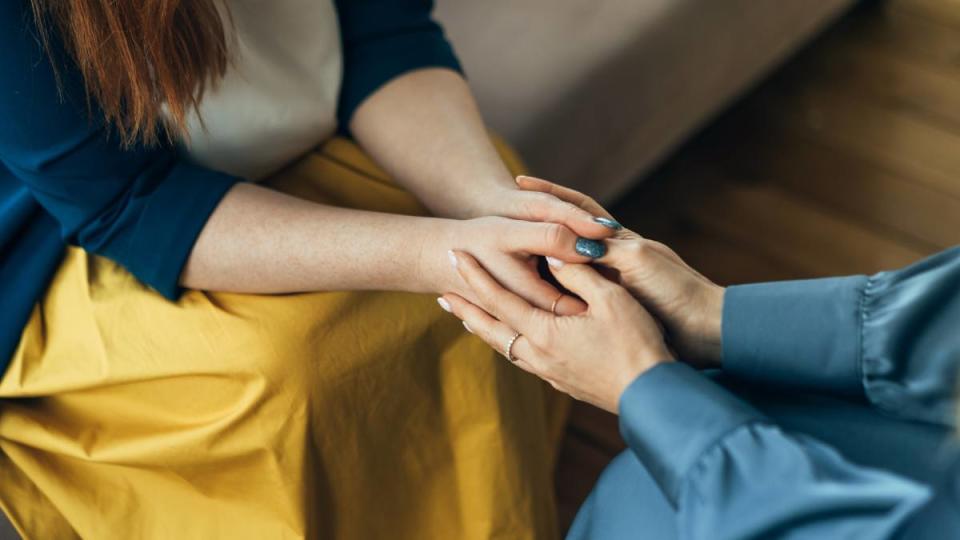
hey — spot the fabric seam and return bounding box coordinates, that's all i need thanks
[676,419,770,508]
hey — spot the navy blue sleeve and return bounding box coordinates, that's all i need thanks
[334,0,463,129]
[0,2,238,300]
[723,247,960,427]
[616,363,937,539]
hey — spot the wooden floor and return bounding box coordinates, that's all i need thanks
[554,0,960,531]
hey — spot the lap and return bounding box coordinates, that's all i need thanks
[0,136,567,539]
[3,135,527,399]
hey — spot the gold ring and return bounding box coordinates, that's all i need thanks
[504,332,521,363]
[550,293,564,315]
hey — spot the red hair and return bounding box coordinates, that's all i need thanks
[31,0,229,145]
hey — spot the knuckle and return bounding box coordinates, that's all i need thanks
[595,283,625,304]
[535,322,558,348]
[542,223,569,250]
[560,200,584,215]
[484,330,502,352]
[520,197,545,219]
[595,286,618,303]
[475,215,500,228]
[626,238,653,260]
[476,286,499,308]
[648,240,674,258]
[649,240,669,251]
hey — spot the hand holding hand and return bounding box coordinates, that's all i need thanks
[600,235,724,367]
[517,176,725,367]
[423,216,609,315]
[439,251,672,414]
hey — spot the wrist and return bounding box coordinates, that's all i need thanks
[697,285,725,368]
[614,357,673,414]
[413,218,464,293]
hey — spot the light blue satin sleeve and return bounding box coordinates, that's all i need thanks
[566,363,935,539]
[679,425,933,539]
[723,246,960,426]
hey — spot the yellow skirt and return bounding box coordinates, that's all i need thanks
[0,138,568,539]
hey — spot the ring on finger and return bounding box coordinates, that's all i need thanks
[550,293,564,315]
[504,331,521,363]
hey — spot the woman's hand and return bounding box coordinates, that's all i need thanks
[517,176,725,367]
[348,69,618,242]
[469,178,621,240]
[422,217,608,315]
[439,251,673,414]
[601,235,725,368]
[513,175,619,222]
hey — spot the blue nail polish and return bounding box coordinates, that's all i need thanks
[575,238,607,258]
[593,216,622,230]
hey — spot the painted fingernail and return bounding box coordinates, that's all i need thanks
[545,256,564,268]
[447,250,458,269]
[593,216,622,230]
[462,321,473,333]
[437,297,451,312]
[575,238,607,258]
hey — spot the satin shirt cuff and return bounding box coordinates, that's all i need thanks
[722,276,868,397]
[618,362,766,506]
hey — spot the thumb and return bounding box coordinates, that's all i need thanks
[599,237,639,274]
[598,236,665,277]
[545,258,624,307]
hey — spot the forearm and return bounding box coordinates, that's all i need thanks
[180,183,448,294]
[349,68,515,219]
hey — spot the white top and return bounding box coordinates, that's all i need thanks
[176,0,343,180]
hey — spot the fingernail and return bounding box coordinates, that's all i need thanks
[437,297,451,312]
[462,321,473,333]
[545,256,564,268]
[575,238,607,258]
[592,216,622,230]
[447,250,458,269]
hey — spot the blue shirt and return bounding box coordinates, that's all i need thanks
[569,247,960,538]
[0,0,460,370]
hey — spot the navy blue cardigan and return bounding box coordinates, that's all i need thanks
[0,0,460,371]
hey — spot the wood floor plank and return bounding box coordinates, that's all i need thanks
[687,180,928,276]
[721,123,960,251]
[566,402,624,454]
[892,0,960,30]
[555,431,616,531]
[760,83,960,199]
[787,37,960,133]
[659,223,809,284]
[854,7,960,77]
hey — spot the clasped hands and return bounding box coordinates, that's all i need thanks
[437,177,726,414]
